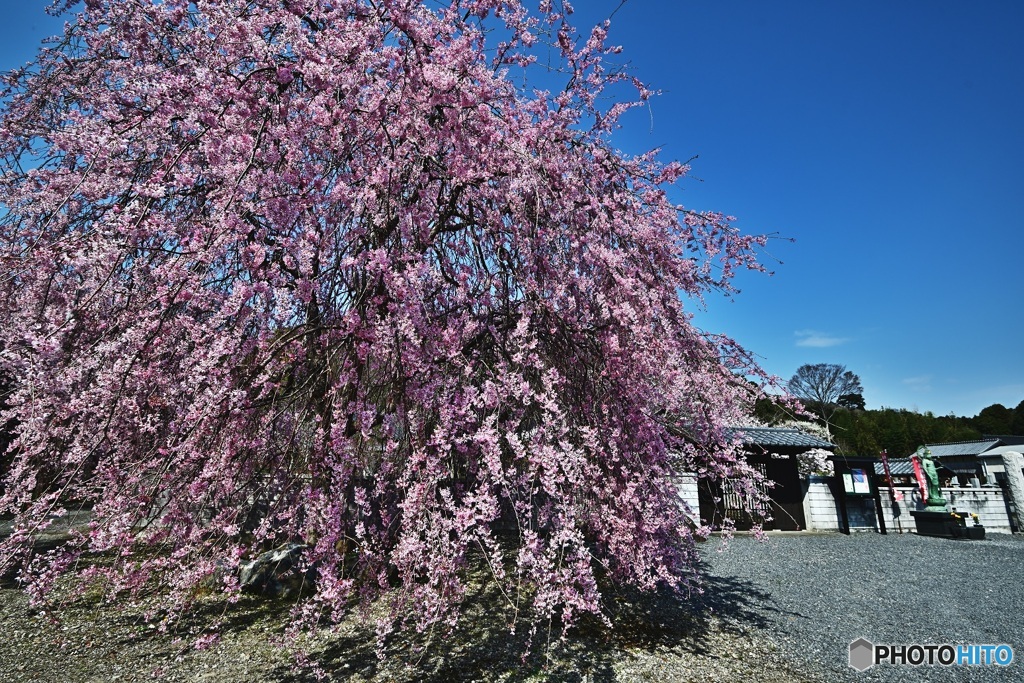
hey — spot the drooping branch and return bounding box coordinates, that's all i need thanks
[0,0,775,646]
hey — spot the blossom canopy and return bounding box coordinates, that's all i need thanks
[0,0,773,640]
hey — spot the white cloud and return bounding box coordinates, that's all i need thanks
[902,375,933,392]
[794,330,849,348]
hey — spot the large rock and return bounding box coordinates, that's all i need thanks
[238,542,309,597]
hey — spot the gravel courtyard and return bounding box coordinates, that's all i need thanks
[0,531,1021,681]
[700,531,1024,682]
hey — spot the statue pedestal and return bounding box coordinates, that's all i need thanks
[910,510,985,539]
[910,509,954,537]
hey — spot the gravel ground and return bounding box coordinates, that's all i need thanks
[700,531,1024,682]
[0,531,1021,681]
[0,542,810,683]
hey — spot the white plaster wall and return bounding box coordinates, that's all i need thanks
[878,486,1013,535]
[676,473,700,525]
[944,487,1013,535]
[802,480,1014,535]
[803,476,842,531]
[706,473,1016,535]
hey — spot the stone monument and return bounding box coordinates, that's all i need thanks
[1001,451,1024,531]
[910,446,984,539]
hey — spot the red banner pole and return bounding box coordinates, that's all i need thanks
[911,454,927,503]
[880,450,895,495]
[880,449,902,532]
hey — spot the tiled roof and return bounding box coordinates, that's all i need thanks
[876,459,916,476]
[982,435,1024,446]
[876,458,981,476]
[916,440,1002,458]
[979,444,1024,458]
[727,427,834,449]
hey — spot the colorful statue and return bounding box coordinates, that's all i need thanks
[917,447,948,510]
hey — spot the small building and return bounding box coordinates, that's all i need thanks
[793,440,1024,535]
[909,439,1017,486]
[977,438,1024,484]
[873,457,962,487]
[696,427,835,531]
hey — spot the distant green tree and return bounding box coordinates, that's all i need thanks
[753,395,792,424]
[934,414,983,443]
[972,403,1014,436]
[1012,400,1024,435]
[862,408,981,456]
[838,393,866,411]
[830,407,878,455]
[787,364,863,436]
[879,409,915,456]
[754,390,993,456]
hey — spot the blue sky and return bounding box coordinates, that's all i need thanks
[590,1,1024,418]
[2,2,1022,418]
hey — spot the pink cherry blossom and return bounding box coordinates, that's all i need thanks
[0,0,776,648]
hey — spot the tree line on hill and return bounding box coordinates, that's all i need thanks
[764,363,1024,457]
[826,402,1024,457]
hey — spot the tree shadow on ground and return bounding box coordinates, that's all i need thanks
[16,546,804,682]
[267,558,800,682]
[34,579,300,652]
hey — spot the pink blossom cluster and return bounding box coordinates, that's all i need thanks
[0,0,772,643]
